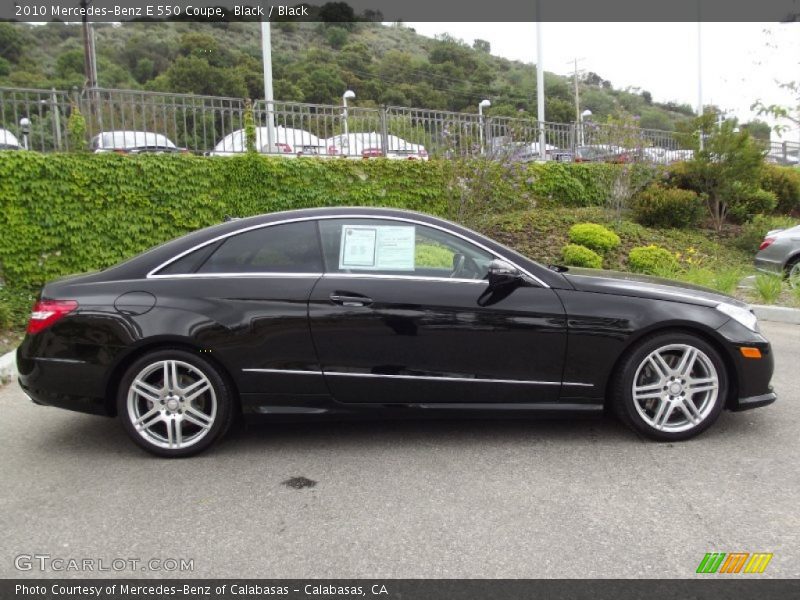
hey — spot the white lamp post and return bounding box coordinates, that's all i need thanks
[478,99,491,155]
[580,109,592,146]
[342,90,355,155]
[19,117,30,150]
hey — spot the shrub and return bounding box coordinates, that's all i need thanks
[761,164,800,215]
[561,244,603,269]
[727,186,778,223]
[568,223,620,254]
[628,245,679,276]
[631,184,704,228]
[734,214,799,253]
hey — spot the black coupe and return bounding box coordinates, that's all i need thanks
[17,207,776,456]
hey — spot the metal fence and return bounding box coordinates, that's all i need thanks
[1,85,798,166]
[0,87,74,151]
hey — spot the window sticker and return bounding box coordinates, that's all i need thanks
[340,226,377,267]
[339,225,416,271]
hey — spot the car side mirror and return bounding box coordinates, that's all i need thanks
[487,259,521,287]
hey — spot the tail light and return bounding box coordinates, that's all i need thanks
[27,300,78,335]
[759,237,776,251]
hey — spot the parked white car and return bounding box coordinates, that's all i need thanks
[325,132,428,160]
[210,126,325,156]
[91,130,182,154]
[0,128,22,150]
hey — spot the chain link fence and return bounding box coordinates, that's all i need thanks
[2,85,798,166]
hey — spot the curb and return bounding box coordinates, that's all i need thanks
[751,304,800,325]
[0,348,17,385]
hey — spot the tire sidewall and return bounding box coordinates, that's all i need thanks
[617,332,728,441]
[117,349,233,457]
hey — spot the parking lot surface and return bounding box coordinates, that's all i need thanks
[1,321,797,579]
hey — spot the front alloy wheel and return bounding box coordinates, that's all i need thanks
[118,350,234,457]
[614,333,727,441]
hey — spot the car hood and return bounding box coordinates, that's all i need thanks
[562,267,747,308]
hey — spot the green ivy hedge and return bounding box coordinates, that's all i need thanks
[0,152,623,291]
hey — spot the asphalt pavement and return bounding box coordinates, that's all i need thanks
[0,321,797,579]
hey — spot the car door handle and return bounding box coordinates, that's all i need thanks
[329,293,373,307]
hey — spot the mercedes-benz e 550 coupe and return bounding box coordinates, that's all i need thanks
[17,207,776,457]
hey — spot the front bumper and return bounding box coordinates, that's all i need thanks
[716,319,776,412]
[731,391,777,412]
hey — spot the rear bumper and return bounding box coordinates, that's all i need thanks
[731,391,777,412]
[754,256,784,276]
[19,377,110,416]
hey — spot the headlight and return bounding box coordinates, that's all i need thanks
[716,302,759,333]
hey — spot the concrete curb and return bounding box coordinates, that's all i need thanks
[751,304,800,325]
[0,348,16,385]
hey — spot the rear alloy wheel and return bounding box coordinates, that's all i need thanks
[787,258,800,290]
[613,333,727,441]
[118,350,234,457]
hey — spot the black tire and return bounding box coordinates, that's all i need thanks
[785,256,800,289]
[612,331,728,441]
[117,349,235,457]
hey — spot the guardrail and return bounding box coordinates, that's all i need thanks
[1,85,798,166]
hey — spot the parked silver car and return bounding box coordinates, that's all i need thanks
[755,223,800,288]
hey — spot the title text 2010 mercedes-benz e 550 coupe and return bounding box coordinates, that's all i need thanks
[17,207,776,457]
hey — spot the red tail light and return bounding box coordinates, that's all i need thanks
[759,237,776,251]
[27,300,78,334]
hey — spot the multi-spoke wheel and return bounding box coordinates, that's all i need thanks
[787,259,800,290]
[613,332,727,441]
[117,350,234,457]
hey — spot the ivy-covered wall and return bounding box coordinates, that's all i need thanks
[0,152,622,290]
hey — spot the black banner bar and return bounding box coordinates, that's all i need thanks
[4,580,800,600]
[2,0,799,23]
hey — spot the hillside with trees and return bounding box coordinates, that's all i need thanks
[0,19,720,132]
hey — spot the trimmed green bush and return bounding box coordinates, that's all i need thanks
[627,245,679,276]
[761,164,800,215]
[561,244,603,269]
[568,223,620,254]
[631,184,704,228]
[727,186,778,223]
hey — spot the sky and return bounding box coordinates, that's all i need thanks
[404,22,800,142]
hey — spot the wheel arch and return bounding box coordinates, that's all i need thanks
[602,323,739,412]
[103,339,242,417]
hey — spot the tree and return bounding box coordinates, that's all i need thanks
[472,39,491,53]
[751,80,799,139]
[677,117,766,231]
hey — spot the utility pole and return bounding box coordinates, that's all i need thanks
[260,14,276,153]
[569,57,585,124]
[80,1,93,88]
[536,1,546,160]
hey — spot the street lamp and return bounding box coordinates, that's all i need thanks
[342,90,355,155]
[478,99,491,155]
[19,117,30,150]
[580,109,592,146]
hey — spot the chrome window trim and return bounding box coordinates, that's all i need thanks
[146,214,550,288]
[147,272,322,279]
[242,367,594,388]
[321,273,488,285]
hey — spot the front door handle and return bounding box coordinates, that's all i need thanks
[329,293,373,307]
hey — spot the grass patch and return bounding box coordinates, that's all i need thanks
[753,274,784,304]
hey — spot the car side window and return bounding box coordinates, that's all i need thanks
[318,219,493,280]
[196,221,323,274]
